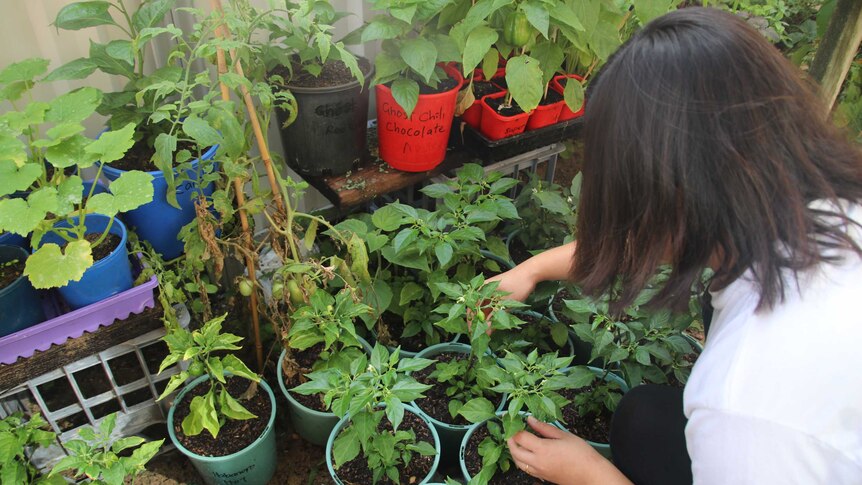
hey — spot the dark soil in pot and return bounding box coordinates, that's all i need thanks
[485,96,525,117]
[109,139,199,172]
[473,80,502,99]
[412,352,501,427]
[538,89,563,106]
[464,424,544,485]
[557,387,612,443]
[379,312,449,355]
[172,375,271,456]
[271,57,372,88]
[385,76,459,95]
[60,232,122,262]
[493,312,568,355]
[508,237,533,265]
[0,258,24,290]
[551,288,575,324]
[281,343,329,412]
[334,411,435,484]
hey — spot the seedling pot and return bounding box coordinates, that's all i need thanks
[479,91,531,141]
[0,245,45,337]
[376,65,463,172]
[526,98,564,131]
[276,337,373,445]
[101,144,219,260]
[325,404,441,485]
[167,374,277,485]
[275,60,374,177]
[551,74,586,121]
[39,214,133,310]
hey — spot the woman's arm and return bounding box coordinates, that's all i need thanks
[487,242,577,301]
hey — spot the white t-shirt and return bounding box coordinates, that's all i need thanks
[683,203,862,484]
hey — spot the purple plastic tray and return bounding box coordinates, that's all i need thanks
[0,256,158,365]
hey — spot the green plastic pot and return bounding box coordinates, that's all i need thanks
[277,337,373,446]
[411,342,507,466]
[326,404,441,484]
[555,366,629,459]
[167,375,277,485]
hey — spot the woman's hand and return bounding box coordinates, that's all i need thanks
[507,417,633,485]
[485,264,540,302]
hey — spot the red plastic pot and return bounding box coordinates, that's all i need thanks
[526,97,564,131]
[462,78,503,130]
[479,91,531,141]
[376,65,464,172]
[474,67,506,82]
[552,74,586,121]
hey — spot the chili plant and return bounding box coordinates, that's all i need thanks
[0,412,63,485]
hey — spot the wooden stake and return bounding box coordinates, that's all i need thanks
[211,2,263,373]
[809,0,862,112]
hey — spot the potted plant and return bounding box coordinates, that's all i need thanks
[350,0,463,171]
[296,344,441,484]
[259,0,374,177]
[490,310,574,357]
[410,275,526,463]
[157,313,277,485]
[0,59,154,309]
[0,412,64,485]
[507,173,578,264]
[50,1,241,260]
[49,412,164,485]
[456,350,591,484]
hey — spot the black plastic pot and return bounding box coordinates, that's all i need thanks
[274,61,374,177]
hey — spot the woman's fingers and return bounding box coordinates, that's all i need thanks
[527,416,568,439]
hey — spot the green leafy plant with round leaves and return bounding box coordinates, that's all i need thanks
[0,59,154,289]
[345,0,461,117]
[156,313,260,438]
[49,413,163,485]
[294,344,437,484]
[456,350,595,484]
[0,412,64,485]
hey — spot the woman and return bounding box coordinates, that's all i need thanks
[489,7,862,485]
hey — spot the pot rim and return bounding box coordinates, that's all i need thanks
[0,245,32,297]
[275,55,375,94]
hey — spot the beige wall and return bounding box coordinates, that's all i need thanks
[0,0,377,211]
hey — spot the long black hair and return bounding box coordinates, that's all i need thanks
[572,7,862,312]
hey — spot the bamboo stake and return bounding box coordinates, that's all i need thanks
[809,0,862,112]
[211,0,285,214]
[211,1,264,372]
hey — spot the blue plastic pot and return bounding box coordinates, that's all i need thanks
[0,245,45,337]
[168,375,277,485]
[82,179,108,198]
[39,214,133,309]
[0,232,27,249]
[101,145,218,260]
[326,404,441,485]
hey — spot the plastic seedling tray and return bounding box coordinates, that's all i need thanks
[0,254,157,365]
[461,116,584,163]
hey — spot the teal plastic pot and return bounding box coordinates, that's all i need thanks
[101,144,218,260]
[459,410,533,483]
[38,214,133,309]
[168,375,277,485]
[377,330,461,359]
[277,337,373,446]
[555,366,629,459]
[326,404,441,485]
[412,342,506,466]
[0,245,45,337]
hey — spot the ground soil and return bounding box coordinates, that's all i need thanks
[0,257,24,290]
[558,387,612,444]
[538,89,563,106]
[60,233,120,262]
[463,424,544,485]
[280,344,328,412]
[485,95,525,117]
[271,57,372,89]
[171,376,271,457]
[334,411,436,484]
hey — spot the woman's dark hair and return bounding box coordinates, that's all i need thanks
[572,7,862,312]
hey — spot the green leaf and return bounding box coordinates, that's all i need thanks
[563,77,585,113]
[463,26,498,74]
[391,5,417,24]
[400,38,438,83]
[435,242,454,267]
[633,0,677,25]
[221,354,259,382]
[385,397,404,430]
[0,160,40,196]
[45,58,99,82]
[536,190,569,215]
[531,41,565,85]
[522,2,550,38]
[111,436,146,454]
[0,58,49,83]
[333,426,361,467]
[564,366,596,389]
[550,321,569,347]
[88,40,134,77]
[183,115,221,148]
[371,204,406,231]
[219,389,257,421]
[102,461,125,485]
[374,51,408,81]
[390,379,431,402]
[107,170,154,211]
[361,16,408,43]
[399,282,425,305]
[132,0,174,32]
[184,392,220,438]
[54,1,116,30]
[458,397,497,423]
[390,78,420,119]
[549,2,584,32]
[25,240,94,289]
[420,183,452,198]
[505,55,543,112]
[105,39,134,65]
[0,432,18,463]
[47,87,102,124]
[86,122,136,165]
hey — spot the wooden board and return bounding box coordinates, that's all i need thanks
[0,304,164,393]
